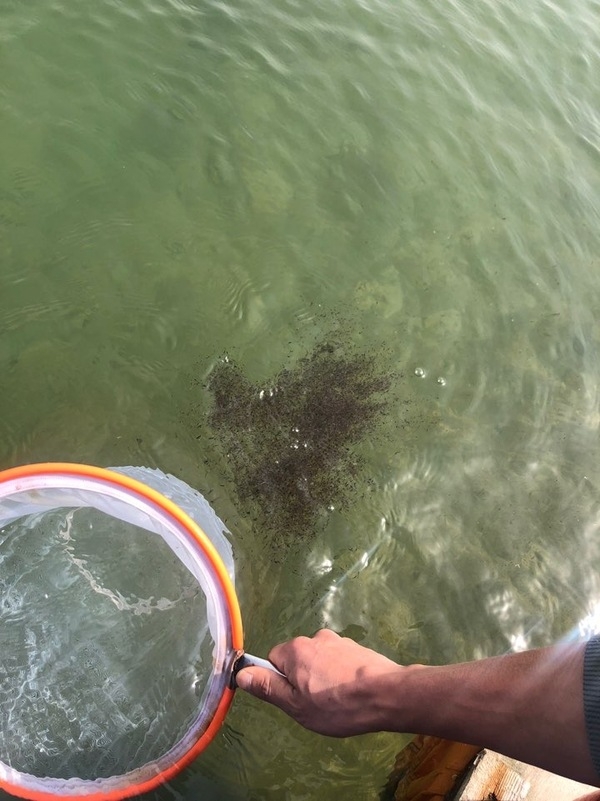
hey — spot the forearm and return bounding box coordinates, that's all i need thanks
[395,642,597,785]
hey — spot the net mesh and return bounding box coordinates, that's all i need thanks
[0,503,214,781]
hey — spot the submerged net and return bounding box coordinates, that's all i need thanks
[0,467,236,794]
[1,506,211,780]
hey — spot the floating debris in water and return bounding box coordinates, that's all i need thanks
[207,340,394,542]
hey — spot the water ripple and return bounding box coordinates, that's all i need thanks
[3,0,600,796]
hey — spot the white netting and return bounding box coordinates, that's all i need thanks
[0,467,235,797]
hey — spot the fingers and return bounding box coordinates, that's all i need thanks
[235,665,294,711]
[268,636,310,676]
[268,629,341,676]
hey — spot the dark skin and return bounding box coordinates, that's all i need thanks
[237,629,600,791]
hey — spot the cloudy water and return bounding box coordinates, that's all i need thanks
[1,0,600,797]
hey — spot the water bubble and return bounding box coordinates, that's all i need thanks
[436,377,446,386]
[414,367,426,378]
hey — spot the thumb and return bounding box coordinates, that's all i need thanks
[236,666,294,708]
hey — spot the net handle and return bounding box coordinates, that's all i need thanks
[0,462,245,801]
[231,652,285,688]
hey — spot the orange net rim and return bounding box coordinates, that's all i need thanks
[0,462,245,801]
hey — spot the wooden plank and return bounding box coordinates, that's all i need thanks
[453,749,599,800]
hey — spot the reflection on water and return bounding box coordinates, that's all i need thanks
[2,0,600,797]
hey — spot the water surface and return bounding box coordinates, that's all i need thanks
[2,0,600,797]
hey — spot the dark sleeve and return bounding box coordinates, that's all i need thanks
[583,634,600,776]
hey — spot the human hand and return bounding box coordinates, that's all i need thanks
[235,629,404,736]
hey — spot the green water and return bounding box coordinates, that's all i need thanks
[2,0,600,797]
